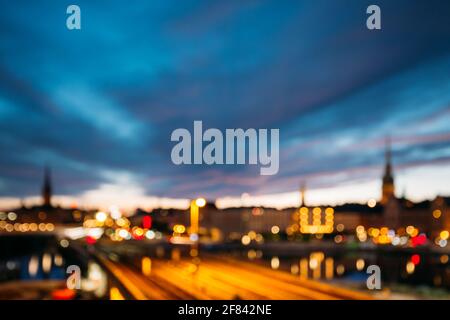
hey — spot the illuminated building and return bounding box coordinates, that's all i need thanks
[1,167,89,228]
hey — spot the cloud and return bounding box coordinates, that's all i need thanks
[1,0,450,208]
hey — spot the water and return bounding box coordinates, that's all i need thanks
[237,248,450,298]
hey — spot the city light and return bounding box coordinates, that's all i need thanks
[195,198,206,207]
[95,211,107,223]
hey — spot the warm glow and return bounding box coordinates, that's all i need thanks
[406,261,415,274]
[271,225,280,234]
[356,259,365,271]
[110,287,125,300]
[173,224,186,234]
[141,257,152,276]
[367,198,376,208]
[95,211,107,222]
[432,209,442,219]
[271,256,280,269]
[195,198,206,207]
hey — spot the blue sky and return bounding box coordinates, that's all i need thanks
[1,0,450,209]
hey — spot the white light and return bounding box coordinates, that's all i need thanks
[271,225,280,234]
[87,228,104,239]
[145,230,155,240]
[95,211,107,222]
[195,198,206,207]
[8,212,17,221]
[118,229,129,239]
[271,256,280,269]
[60,239,69,248]
[392,237,400,246]
[63,227,87,240]
[28,256,39,277]
[42,253,52,273]
[110,206,122,220]
[190,234,199,242]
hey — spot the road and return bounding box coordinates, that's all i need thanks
[99,254,372,300]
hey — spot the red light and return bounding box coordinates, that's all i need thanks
[411,234,426,247]
[143,215,152,229]
[52,288,76,300]
[86,236,96,245]
[411,254,420,265]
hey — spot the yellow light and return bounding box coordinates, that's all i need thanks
[195,198,206,207]
[313,207,321,215]
[367,199,376,208]
[271,256,280,269]
[325,258,334,280]
[95,211,107,222]
[299,207,308,215]
[336,264,345,275]
[371,228,380,237]
[406,262,415,274]
[247,249,257,259]
[241,235,251,245]
[325,207,334,215]
[248,231,256,239]
[356,259,365,271]
[141,257,151,276]
[309,258,318,270]
[406,225,414,235]
[190,248,198,257]
[173,224,186,234]
[271,225,280,234]
[110,287,125,300]
[440,254,448,264]
[45,223,54,232]
[116,217,128,227]
[336,224,345,232]
[433,210,442,219]
[440,230,449,240]
[300,258,308,279]
[356,225,365,234]
[134,227,144,237]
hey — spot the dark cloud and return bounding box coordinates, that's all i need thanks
[1,0,450,202]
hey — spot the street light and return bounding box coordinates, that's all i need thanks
[195,198,206,208]
[190,198,206,270]
[190,198,206,241]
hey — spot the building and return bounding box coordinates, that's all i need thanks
[3,167,89,227]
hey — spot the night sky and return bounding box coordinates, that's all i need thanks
[1,0,450,210]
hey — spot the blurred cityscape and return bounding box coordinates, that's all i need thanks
[0,140,449,300]
[1,0,450,301]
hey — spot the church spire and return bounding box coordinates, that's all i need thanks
[381,137,395,205]
[42,166,52,207]
[299,182,306,207]
[385,136,392,176]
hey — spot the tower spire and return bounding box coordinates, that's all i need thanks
[42,166,52,207]
[300,182,306,207]
[385,136,392,175]
[381,137,395,205]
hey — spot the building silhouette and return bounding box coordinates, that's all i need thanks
[42,167,52,207]
[381,137,395,205]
